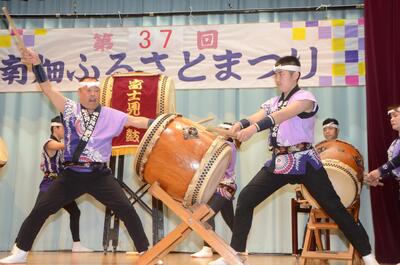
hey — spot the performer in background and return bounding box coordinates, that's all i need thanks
[209,56,380,265]
[191,123,239,258]
[12,116,92,253]
[322,118,340,140]
[364,105,400,198]
[0,48,161,264]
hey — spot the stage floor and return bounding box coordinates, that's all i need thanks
[0,251,361,265]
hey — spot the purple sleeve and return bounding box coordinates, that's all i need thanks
[291,90,319,117]
[379,154,400,176]
[108,107,128,137]
[291,90,317,103]
[63,98,77,119]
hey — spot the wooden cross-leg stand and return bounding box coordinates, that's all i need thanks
[136,182,246,265]
[300,200,361,265]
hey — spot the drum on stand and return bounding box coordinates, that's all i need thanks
[134,114,233,207]
[300,140,364,208]
[0,137,8,168]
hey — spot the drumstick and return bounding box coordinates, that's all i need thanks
[206,126,237,139]
[196,116,214,125]
[2,7,26,52]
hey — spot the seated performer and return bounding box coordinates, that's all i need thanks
[0,48,161,264]
[322,118,340,140]
[208,56,380,265]
[191,123,239,258]
[12,116,92,253]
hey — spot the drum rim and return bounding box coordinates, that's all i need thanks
[157,75,176,115]
[134,113,178,180]
[316,139,364,169]
[183,137,232,207]
[300,159,361,208]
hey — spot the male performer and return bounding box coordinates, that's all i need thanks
[364,105,400,265]
[322,118,340,140]
[364,105,400,192]
[209,56,380,265]
[0,48,158,264]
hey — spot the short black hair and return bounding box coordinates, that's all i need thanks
[51,116,62,124]
[275,56,301,67]
[322,118,339,126]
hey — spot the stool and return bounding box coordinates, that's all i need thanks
[292,187,330,255]
[300,200,361,265]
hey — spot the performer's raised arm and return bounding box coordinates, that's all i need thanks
[21,48,66,113]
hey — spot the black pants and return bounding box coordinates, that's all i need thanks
[16,192,81,244]
[15,168,149,252]
[230,163,372,256]
[204,193,234,247]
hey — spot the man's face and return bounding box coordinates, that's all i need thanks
[390,110,400,131]
[323,126,339,140]
[273,70,299,94]
[53,126,64,139]
[78,85,100,111]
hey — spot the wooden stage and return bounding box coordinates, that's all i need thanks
[0,251,360,265]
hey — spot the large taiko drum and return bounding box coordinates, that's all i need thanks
[134,114,233,207]
[300,139,364,208]
[0,137,8,168]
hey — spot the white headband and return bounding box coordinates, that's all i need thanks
[51,122,63,127]
[273,64,301,73]
[78,81,101,89]
[387,107,400,115]
[323,122,338,129]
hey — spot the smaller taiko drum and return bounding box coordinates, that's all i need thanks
[134,114,233,207]
[300,140,364,208]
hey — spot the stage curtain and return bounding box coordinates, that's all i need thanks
[365,0,400,263]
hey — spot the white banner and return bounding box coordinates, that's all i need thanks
[0,18,365,92]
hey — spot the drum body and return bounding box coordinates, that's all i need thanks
[134,114,232,207]
[0,137,8,168]
[300,140,364,208]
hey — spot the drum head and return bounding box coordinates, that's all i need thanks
[184,138,232,206]
[301,159,360,208]
[0,137,8,167]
